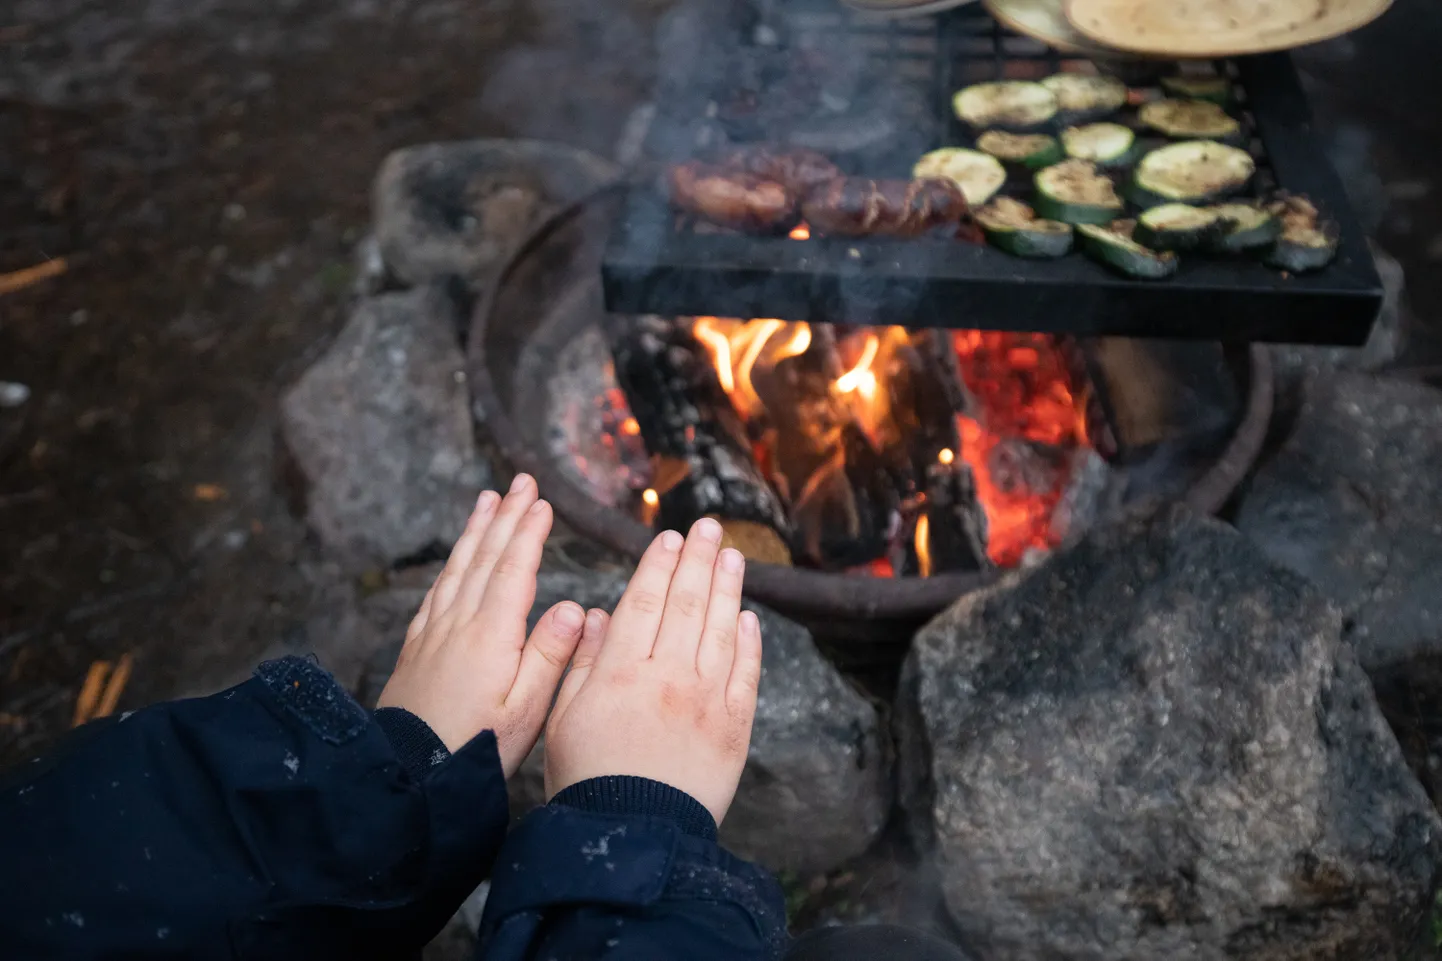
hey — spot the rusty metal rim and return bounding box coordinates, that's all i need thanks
[467,185,1274,622]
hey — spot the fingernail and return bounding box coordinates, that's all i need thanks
[695,517,723,543]
[528,498,549,515]
[585,608,605,635]
[554,602,584,633]
[660,529,684,552]
[720,548,745,573]
[510,473,531,493]
[477,490,499,512]
[740,610,760,634]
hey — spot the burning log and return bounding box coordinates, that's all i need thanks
[605,314,793,564]
[924,459,991,574]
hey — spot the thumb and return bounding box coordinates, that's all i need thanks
[498,601,584,775]
[551,608,609,725]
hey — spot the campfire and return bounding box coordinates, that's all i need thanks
[586,311,1098,577]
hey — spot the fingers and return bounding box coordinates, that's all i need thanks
[427,490,501,623]
[696,547,745,679]
[652,518,724,666]
[725,609,763,716]
[506,600,586,718]
[595,528,684,667]
[405,583,437,644]
[449,475,543,622]
[549,608,609,723]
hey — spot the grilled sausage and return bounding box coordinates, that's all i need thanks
[714,146,843,196]
[801,177,970,238]
[667,162,799,234]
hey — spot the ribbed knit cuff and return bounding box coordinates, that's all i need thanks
[550,776,718,842]
[373,707,450,781]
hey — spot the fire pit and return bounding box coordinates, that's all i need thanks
[467,185,1272,656]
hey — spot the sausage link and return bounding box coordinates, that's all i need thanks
[801,177,970,238]
[667,162,799,234]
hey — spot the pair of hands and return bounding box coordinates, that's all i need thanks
[376,474,761,825]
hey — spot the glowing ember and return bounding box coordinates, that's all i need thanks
[952,330,1089,567]
[621,417,641,436]
[938,447,955,465]
[789,223,811,240]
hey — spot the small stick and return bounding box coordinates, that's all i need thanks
[0,257,68,297]
[94,653,134,719]
[72,660,111,728]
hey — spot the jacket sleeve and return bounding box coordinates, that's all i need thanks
[476,778,789,961]
[0,655,510,961]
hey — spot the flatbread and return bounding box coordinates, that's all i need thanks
[1065,0,1393,57]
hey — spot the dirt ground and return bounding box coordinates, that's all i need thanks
[2,0,1441,768]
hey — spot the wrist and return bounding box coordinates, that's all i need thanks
[373,706,450,780]
[549,775,718,841]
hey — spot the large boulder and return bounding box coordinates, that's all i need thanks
[371,139,617,289]
[279,284,489,568]
[361,569,892,875]
[1236,372,1442,674]
[898,508,1440,961]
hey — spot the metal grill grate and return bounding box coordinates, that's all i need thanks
[602,3,1382,344]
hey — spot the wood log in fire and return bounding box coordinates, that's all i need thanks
[605,315,793,564]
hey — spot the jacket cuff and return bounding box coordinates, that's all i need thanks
[550,776,718,842]
[373,707,450,781]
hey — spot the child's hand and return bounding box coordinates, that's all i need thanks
[378,474,585,776]
[543,518,762,825]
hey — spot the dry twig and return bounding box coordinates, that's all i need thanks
[94,653,134,719]
[72,660,111,727]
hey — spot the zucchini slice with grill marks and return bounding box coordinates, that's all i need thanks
[1061,123,1137,167]
[1262,193,1340,272]
[1128,140,1254,207]
[1133,203,1224,250]
[975,196,1074,259]
[1078,220,1178,280]
[1161,75,1232,105]
[1041,73,1128,123]
[1139,99,1242,141]
[1206,202,1281,253]
[1034,159,1123,225]
[912,148,1008,207]
[953,81,1058,132]
[976,130,1063,170]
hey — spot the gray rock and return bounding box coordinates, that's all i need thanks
[279,284,489,568]
[1236,372,1442,673]
[371,139,617,288]
[362,569,891,875]
[899,508,1441,961]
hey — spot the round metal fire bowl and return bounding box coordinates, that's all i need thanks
[467,185,1273,631]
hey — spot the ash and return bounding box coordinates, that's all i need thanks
[545,326,651,507]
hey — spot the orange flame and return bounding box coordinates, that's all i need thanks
[915,513,932,578]
[789,223,810,240]
[834,335,879,395]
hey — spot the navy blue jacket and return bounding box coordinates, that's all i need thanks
[0,656,787,960]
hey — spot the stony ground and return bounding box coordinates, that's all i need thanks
[1,0,1441,785]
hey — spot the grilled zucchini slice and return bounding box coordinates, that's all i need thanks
[1041,73,1128,123]
[953,81,1058,132]
[1128,141,1254,207]
[913,148,1008,206]
[1206,202,1281,252]
[1161,75,1232,105]
[1078,220,1178,280]
[1263,193,1339,272]
[1133,203,1224,250]
[1061,123,1137,167]
[1139,99,1241,141]
[976,131,1063,170]
[1034,159,1124,225]
[975,196,1074,259]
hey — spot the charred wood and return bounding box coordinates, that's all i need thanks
[605,315,792,554]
